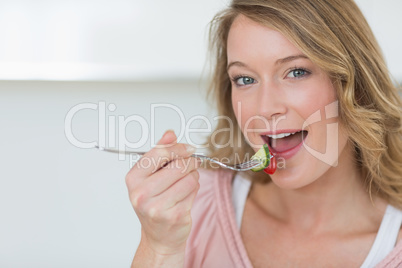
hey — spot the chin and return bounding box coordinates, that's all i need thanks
[269,169,311,190]
[269,156,326,190]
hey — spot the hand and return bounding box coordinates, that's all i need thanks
[126,130,201,257]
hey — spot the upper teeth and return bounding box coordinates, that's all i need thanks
[267,132,297,139]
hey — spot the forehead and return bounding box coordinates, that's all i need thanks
[227,15,303,62]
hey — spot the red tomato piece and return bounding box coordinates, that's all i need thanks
[263,155,277,175]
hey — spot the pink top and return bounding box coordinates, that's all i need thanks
[184,168,402,268]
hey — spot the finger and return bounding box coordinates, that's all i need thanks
[127,157,200,213]
[144,157,201,197]
[128,143,196,181]
[127,130,195,176]
[149,170,199,211]
[165,175,200,216]
[126,130,176,190]
[131,171,199,222]
[126,131,196,186]
[156,129,177,146]
[138,171,200,222]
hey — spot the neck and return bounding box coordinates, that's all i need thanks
[250,145,386,235]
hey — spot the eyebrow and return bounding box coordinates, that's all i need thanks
[226,61,248,71]
[227,54,308,71]
[275,54,308,65]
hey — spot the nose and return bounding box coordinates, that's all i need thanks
[256,80,287,120]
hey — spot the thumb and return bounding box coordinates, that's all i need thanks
[156,130,177,147]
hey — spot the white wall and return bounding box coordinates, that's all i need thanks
[0,0,401,81]
[0,0,229,80]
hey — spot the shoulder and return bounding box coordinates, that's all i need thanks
[376,239,402,267]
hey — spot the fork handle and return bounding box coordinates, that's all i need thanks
[95,146,147,155]
[95,146,207,158]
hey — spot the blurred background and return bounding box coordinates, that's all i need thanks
[0,0,401,267]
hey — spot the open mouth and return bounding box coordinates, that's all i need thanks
[261,130,308,154]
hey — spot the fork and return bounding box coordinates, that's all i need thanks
[94,145,271,171]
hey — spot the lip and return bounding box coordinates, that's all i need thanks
[261,129,308,160]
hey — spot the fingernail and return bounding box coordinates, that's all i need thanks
[162,129,174,139]
[185,144,196,154]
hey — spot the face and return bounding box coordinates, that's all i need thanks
[227,15,350,189]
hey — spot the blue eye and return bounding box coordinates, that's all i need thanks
[287,68,309,78]
[233,76,255,86]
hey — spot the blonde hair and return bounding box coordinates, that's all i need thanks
[206,0,402,207]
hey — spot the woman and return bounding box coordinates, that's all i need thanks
[126,0,402,267]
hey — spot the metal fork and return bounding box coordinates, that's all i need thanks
[94,145,270,171]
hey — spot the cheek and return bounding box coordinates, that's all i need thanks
[231,91,239,119]
[295,94,337,121]
[295,81,338,151]
[232,91,258,143]
[295,75,337,117]
[231,92,247,128]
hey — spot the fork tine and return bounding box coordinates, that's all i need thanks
[234,159,261,170]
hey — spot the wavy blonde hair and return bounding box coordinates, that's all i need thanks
[206,0,402,207]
